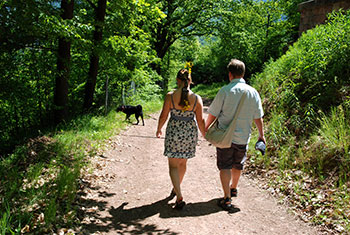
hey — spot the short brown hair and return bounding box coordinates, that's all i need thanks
[227,59,245,77]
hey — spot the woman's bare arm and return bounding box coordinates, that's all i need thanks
[194,96,206,137]
[156,93,171,138]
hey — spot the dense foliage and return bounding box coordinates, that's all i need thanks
[0,0,304,153]
[2,0,350,233]
[252,10,350,136]
[191,0,304,84]
[249,10,350,232]
[0,0,163,153]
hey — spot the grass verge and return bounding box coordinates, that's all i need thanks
[0,98,162,234]
[246,106,350,234]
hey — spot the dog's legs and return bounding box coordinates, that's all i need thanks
[135,114,139,125]
[141,114,144,126]
[126,114,131,122]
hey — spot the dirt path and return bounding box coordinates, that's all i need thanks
[78,109,322,235]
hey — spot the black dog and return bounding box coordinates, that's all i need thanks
[117,105,144,126]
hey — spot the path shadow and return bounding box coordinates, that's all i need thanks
[80,195,178,234]
[106,195,240,234]
[161,198,240,218]
[80,193,240,234]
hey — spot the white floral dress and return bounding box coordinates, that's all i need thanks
[164,94,198,159]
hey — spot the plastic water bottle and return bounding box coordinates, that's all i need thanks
[255,140,266,155]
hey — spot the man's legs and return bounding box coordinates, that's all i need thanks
[219,168,241,199]
[217,143,247,203]
[217,147,234,206]
[220,169,231,199]
[230,168,241,189]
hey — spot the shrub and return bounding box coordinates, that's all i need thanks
[251,9,350,135]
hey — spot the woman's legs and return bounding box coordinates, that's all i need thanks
[178,159,187,184]
[168,158,187,201]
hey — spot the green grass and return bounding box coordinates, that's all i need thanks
[0,97,163,234]
[245,105,350,233]
[191,82,225,100]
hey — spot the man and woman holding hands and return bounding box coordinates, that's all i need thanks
[156,59,265,210]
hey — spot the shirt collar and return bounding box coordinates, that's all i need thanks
[230,78,246,84]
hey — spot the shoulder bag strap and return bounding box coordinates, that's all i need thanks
[226,91,247,133]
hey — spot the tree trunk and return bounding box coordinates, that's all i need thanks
[83,0,107,111]
[152,1,177,91]
[54,0,74,124]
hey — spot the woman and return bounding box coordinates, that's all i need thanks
[156,69,205,209]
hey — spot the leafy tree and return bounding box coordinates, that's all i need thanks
[83,0,107,111]
[0,0,307,153]
[0,0,56,52]
[276,0,304,41]
[54,0,74,124]
[191,0,304,84]
[0,0,61,151]
[190,37,228,84]
[144,0,225,89]
[91,0,163,107]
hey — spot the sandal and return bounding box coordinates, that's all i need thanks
[231,188,238,197]
[217,197,232,211]
[169,189,176,199]
[174,198,186,210]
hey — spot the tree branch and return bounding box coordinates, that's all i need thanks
[85,0,97,10]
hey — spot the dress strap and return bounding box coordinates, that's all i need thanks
[191,95,198,111]
[170,94,175,109]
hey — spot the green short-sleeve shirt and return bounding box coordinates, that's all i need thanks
[208,78,264,145]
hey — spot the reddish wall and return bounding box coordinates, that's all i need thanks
[298,0,350,34]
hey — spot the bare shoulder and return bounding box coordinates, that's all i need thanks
[165,91,174,99]
[196,93,203,101]
[191,92,202,101]
[167,90,174,96]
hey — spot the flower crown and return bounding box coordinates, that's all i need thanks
[185,61,193,74]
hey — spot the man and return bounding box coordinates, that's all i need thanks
[205,59,265,210]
